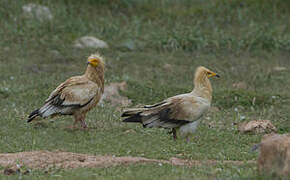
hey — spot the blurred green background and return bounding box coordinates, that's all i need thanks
[0,0,289,179]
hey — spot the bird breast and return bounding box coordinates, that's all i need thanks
[175,96,210,121]
[179,120,201,137]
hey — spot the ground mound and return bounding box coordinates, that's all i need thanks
[0,151,255,174]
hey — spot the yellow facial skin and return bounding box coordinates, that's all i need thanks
[87,58,99,67]
[207,71,220,78]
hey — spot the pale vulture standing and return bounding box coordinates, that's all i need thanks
[27,53,105,128]
[122,66,219,140]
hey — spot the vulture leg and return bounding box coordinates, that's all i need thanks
[172,128,177,140]
[73,113,87,129]
[80,119,88,129]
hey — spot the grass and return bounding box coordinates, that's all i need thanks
[0,0,290,179]
[0,163,260,180]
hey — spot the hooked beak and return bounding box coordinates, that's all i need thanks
[208,72,220,78]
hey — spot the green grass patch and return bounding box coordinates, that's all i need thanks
[0,0,290,178]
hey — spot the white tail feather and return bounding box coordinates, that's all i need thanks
[39,104,60,118]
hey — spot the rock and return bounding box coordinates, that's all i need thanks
[49,50,65,61]
[99,81,132,107]
[232,82,247,89]
[3,168,19,175]
[258,134,290,178]
[77,157,86,162]
[163,63,172,71]
[49,50,61,58]
[238,120,277,134]
[273,66,287,72]
[119,40,145,51]
[22,3,53,21]
[124,129,136,134]
[73,36,108,49]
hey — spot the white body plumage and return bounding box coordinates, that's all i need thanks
[122,66,219,140]
[178,94,210,137]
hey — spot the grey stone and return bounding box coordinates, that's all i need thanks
[74,36,108,49]
[22,3,53,21]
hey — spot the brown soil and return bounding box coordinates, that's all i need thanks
[0,151,255,172]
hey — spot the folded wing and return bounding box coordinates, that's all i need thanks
[122,95,199,129]
[38,76,100,118]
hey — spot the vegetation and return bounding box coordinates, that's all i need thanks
[0,0,289,179]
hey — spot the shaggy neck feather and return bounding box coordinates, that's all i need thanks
[192,72,212,101]
[85,64,105,93]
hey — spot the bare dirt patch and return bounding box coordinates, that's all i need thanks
[0,151,255,172]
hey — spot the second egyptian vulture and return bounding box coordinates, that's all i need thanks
[27,53,105,128]
[122,66,219,140]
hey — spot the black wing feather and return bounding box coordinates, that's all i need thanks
[143,108,190,128]
[51,94,94,108]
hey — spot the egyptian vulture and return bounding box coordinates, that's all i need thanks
[27,53,105,128]
[122,66,219,140]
